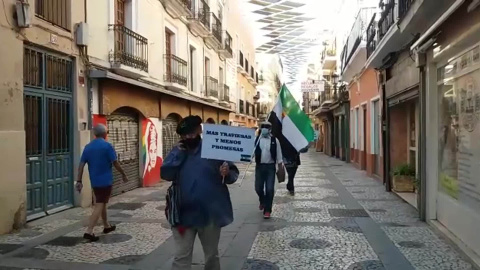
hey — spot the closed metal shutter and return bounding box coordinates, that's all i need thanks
[162,116,181,159]
[107,114,141,196]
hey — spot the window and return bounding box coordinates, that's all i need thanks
[189,46,196,92]
[165,29,174,81]
[219,67,224,85]
[35,0,70,31]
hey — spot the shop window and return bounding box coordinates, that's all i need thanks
[437,44,480,208]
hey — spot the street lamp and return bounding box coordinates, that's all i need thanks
[332,73,339,99]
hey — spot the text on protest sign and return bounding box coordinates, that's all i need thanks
[201,124,256,162]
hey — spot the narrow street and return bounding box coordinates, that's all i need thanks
[0,152,474,270]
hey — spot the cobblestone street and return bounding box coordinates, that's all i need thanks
[0,152,475,270]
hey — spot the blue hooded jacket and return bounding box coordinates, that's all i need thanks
[161,144,239,228]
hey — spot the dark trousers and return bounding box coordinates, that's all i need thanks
[286,166,298,192]
[255,164,276,213]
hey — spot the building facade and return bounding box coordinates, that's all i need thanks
[0,0,88,233]
[418,0,480,263]
[0,0,258,234]
[228,0,259,128]
[364,0,480,264]
[256,54,283,122]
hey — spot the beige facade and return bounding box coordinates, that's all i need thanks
[0,0,88,233]
[226,0,259,128]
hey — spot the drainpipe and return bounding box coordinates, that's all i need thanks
[418,54,427,221]
[382,75,391,192]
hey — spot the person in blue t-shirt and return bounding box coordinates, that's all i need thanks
[76,124,128,242]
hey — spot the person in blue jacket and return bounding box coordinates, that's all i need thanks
[161,115,239,270]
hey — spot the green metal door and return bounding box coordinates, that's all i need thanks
[24,47,73,220]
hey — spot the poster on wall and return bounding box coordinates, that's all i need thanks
[438,44,480,211]
[142,118,163,187]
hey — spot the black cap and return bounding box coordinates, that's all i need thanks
[177,115,202,135]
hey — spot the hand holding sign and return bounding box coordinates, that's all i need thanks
[220,162,229,177]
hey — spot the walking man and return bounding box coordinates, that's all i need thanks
[254,122,283,219]
[161,115,239,270]
[285,153,301,196]
[76,124,128,241]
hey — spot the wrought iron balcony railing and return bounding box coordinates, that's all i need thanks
[35,0,70,30]
[340,7,376,72]
[239,100,245,114]
[399,0,415,21]
[211,13,222,43]
[179,0,193,11]
[220,84,230,102]
[239,51,244,67]
[164,54,188,86]
[366,13,377,59]
[110,24,149,72]
[378,0,395,41]
[205,76,219,98]
[224,31,232,55]
[192,0,210,30]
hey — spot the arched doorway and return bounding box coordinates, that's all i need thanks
[162,113,182,158]
[206,118,216,124]
[221,120,229,125]
[107,107,142,195]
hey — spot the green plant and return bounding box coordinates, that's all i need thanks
[392,164,416,177]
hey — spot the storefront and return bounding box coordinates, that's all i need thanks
[384,51,420,207]
[422,1,480,259]
[331,96,350,162]
[90,73,232,201]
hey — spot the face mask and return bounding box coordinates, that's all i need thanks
[261,128,270,137]
[184,135,201,149]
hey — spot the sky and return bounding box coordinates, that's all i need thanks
[242,0,378,101]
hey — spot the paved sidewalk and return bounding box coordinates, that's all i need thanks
[0,152,475,270]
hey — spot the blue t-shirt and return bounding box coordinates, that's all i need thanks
[81,138,117,188]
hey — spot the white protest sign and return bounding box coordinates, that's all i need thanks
[201,124,256,162]
[301,80,324,93]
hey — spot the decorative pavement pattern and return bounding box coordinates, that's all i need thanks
[0,153,476,270]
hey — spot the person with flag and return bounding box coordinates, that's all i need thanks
[268,84,315,194]
[254,122,284,219]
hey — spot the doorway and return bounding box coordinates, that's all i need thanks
[373,100,380,175]
[24,47,74,220]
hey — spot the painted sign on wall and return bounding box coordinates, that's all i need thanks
[142,118,163,187]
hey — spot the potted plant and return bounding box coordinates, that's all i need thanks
[392,164,416,192]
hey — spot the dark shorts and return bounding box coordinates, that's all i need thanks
[93,186,112,203]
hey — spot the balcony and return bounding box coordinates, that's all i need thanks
[248,67,257,85]
[379,0,396,41]
[366,0,454,69]
[109,25,149,78]
[340,7,376,83]
[237,51,246,73]
[366,14,377,59]
[205,13,222,50]
[159,0,193,20]
[239,100,245,114]
[218,31,233,59]
[220,84,230,105]
[35,0,70,30]
[205,76,219,101]
[164,54,188,92]
[187,0,210,37]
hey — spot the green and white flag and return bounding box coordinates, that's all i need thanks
[268,84,315,158]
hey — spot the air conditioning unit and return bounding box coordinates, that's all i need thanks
[15,0,30,28]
